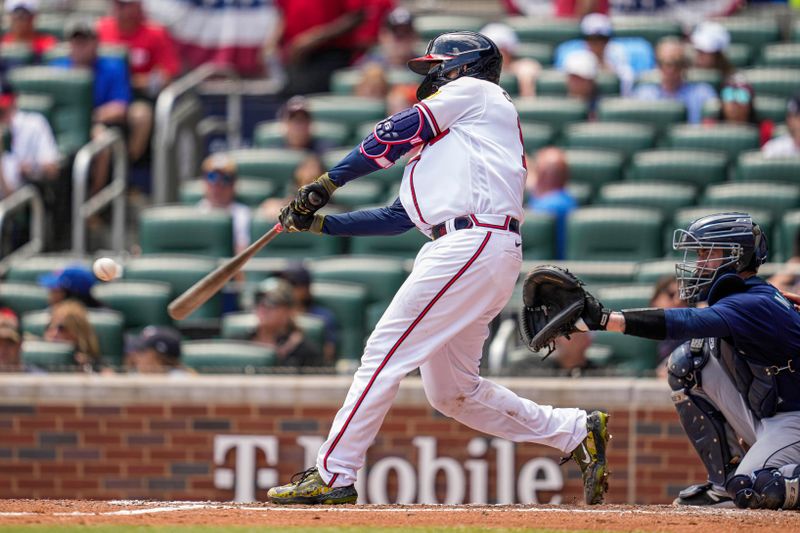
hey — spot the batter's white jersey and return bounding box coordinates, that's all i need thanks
[400,76,527,234]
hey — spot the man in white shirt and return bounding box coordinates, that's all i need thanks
[196,154,251,254]
[0,89,59,182]
[762,94,800,159]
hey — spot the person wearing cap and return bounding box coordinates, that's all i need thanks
[278,96,333,154]
[706,75,773,147]
[633,38,716,124]
[691,21,734,80]
[1,0,57,58]
[564,49,600,113]
[251,278,323,368]
[126,326,190,375]
[358,7,418,71]
[0,308,23,372]
[762,93,800,158]
[0,85,59,183]
[480,23,541,98]
[44,300,101,372]
[197,153,251,254]
[38,264,102,308]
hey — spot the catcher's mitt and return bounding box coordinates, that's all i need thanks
[519,265,590,356]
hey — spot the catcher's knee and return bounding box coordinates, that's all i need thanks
[726,467,800,509]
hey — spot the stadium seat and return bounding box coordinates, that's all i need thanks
[21,308,125,365]
[220,312,325,352]
[226,149,308,189]
[596,284,655,310]
[182,340,276,373]
[253,120,350,149]
[591,331,658,373]
[179,178,276,207]
[250,214,344,258]
[501,74,521,96]
[669,207,773,258]
[536,69,620,96]
[5,254,89,282]
[309,256,407,304]
[515,97,588,132]
[742,68,800,98]
[637,68,722,89]
[666,124,760,161]
[634,260,678,283]
[563,149,625,191]
[758,43,800,68]
[705,95,798,123]
[91,280,172,330]
[566,182,592,206]
[611,17,681,44]
[20,340,75,372]
[627,149,728,187]
[349,228,430,259]
[717,17,780,48]
[0,282,48,316]
[596,98,685,136]
[521,260,638,285]
[516,42,554,65]
[701,182,800,217]
[727,43,753,68]
[323,148,405,187]
[520,122,554,151]
[563,122,656,158]
[566,207,663,261]
[8,66,92,154]
[331,181,386,209]
[734,151,800,184]
[505,17,581,45]
[414,14,484,40]
[139,205,233,257]
[597,182,697,212]
[519,211,556,260]
[15,93,55,125]
[778,210,800,261]
[330,68,418,95]
[306,95,386,135]
[311,281,369,360]
[0,42,35,68]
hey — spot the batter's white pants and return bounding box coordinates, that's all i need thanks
[316,226,588,487]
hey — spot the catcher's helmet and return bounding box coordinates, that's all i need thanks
[407,31,502,101]
[672,212,768,303]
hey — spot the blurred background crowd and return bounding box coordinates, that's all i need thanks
[1,0,800,378]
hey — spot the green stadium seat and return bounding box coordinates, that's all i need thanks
[795,19,800,43]
[253,120,350,149]
[666,124,760,161]
[0,42,35,67]
[727,43,753,68]
[307,95,386,134]
[778,210,800,261]
[220,312,326,353]
[634,260,678,283]
[414,15,484,41]
[506,17,581,45]
[331,181,386,209]
[717,17,780,48]
[8,66,92,154]
[627,149,728,187]
[704,95,788,123]
[669,207,773,257]
[566,182,592,206]
[329,67,418,95]
[0,282,48,316]
[637,68,722,90]
[516,42,554,65]
[310,256,407,304]
[43,43,129,63]
[15,93,55,125]
[596,284,655,310]
[91,280,172,330]
[758,43,800,68]
[20,340,75,372]
[591,331,658,373]
[701,182,800,217]
[139,205,233,257]
[520,122,554,151]
[519,211,556,260]
[734,151,800,184]
[21,308,125,365]
[500,73,520,97]
[182,340,276,373]
[564,122,656,158]
[515,97,588,132]
[5,254,89,282]
[250,214,344,258]
[743,68,800,98]
[536,69,620,96]
[597,98,685,136]
[323,148,404,187]
[566,207,663,261]
[611,17,681,44]
[597,181,697,212]
[179,178,276,207]
[564,149,624,191]
[350,228,430,259]
[311,281,369,360]
[366,301,388,332]
[226,148,308,189]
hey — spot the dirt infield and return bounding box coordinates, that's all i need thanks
[1,500,799,531]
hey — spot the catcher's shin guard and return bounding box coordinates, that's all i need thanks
[726,466,800,510]
[267,467,357,505]
[566,410,611,505]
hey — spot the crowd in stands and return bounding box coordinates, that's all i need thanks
[2,0,800,377]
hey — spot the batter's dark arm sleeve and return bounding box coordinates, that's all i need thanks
[322,197,416,236]
[664,307,732,340]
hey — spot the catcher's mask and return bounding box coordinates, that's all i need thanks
[407,30,502,101]
[673,212,767,304]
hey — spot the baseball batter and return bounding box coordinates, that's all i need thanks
[268,31,610,505]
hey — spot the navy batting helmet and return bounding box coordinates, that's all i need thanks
[407,31,502,101]
[673,212,768,303]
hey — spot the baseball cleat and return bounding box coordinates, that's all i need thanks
[567,410,611,505]
[673,482,734,507]
[267,467,357,505]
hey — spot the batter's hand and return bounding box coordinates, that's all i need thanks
[292,173,338,215]
[278,205,324,234]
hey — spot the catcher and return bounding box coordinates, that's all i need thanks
[523,212,800,509]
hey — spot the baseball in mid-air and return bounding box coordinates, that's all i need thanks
[92,257,122,282]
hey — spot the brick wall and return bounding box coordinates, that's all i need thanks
[0,375,706,504]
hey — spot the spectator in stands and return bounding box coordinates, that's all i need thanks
[1,0,57,60]
[260,153,325,220]
[545,334,596,377]
[251,278,324,368]
[52,18,132,194]
[708,75,773,146]
[690,21,734,80]
[354,62,389,100]
[526,147,576,260]
[97,0,180,163]
[126,325,191,376]
[275,96,332,154]
[564,50,599,114]
[0,127,22,201]
[502,0,608,17]
[0,309,23,372]
[762,93,800,158]
[769,231,800,293]
[44,300,101,372]
[0,87,59,182]
[278,263,338,364]
[359,7,417,70]
[480,23,541,98]
[38,265,102,308]
[197,153,251,254]
[634,38,716,125]
[650,275,686,370]
[579,14,634,95]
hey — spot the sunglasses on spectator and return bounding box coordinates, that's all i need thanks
[48,323,66,332]
[721,87,752,104]
[206,170,235,185]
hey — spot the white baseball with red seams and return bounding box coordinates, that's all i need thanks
[316,76,589,488]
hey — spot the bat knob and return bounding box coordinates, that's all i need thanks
[307,191,324,208]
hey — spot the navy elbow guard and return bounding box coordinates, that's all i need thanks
[621,308,667,340]
[360,106,434,168]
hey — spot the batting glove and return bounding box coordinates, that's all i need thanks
[279,205,324,234]
[292,173,338,215]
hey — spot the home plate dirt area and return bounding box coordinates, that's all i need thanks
[1,500,800,531]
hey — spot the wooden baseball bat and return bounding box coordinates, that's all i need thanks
[167,223,283,320]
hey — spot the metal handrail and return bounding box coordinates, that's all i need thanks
[0,184,44,275]
[152,63,241,205]
[71,128,127,255]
